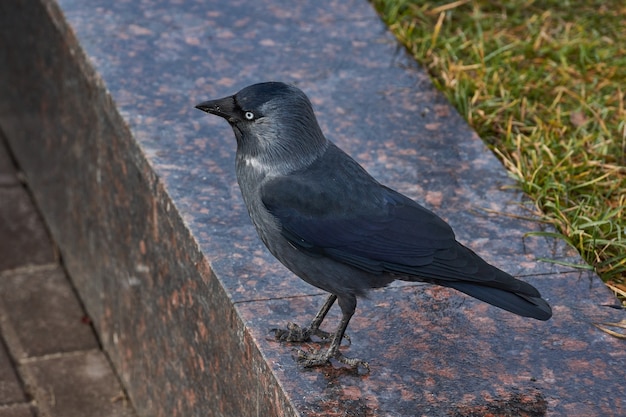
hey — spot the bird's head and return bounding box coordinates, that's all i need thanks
[196,82,328,175]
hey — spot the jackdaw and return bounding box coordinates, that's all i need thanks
[195,81,552,371]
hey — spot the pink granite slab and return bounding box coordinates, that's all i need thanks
[0,0,623,415]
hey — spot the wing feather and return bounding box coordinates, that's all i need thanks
[258,144,551,320]
[261,172,460,276]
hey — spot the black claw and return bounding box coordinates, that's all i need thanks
[335,352,370,373]
[293,346,370,373]
[270,322,312,342]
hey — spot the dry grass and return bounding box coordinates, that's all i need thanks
[372,0,626,288]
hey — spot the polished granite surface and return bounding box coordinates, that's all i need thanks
[0,0,623,415]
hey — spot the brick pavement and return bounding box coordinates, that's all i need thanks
[0,133,136,417]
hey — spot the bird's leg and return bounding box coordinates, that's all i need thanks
[272,294,337,343]
[295,295,369,372]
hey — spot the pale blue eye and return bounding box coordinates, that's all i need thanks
[245,111,255,120]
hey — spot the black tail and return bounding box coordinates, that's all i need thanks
[445,280,552,321]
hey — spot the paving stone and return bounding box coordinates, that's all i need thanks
[23,350,135,417]
[0,404,36,417]
[0,266,98,358]
[0,187,56,272]
[0,340,26,405]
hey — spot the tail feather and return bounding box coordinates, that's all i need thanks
[445,281,552,321]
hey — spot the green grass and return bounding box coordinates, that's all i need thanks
[372,0,626,287]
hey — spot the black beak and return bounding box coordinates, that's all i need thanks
[195,95,237,120]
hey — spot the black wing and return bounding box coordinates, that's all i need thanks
[259,146,552,321]
[262,171,552,320]
[260,163,462,277]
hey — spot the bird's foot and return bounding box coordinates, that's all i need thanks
[271,322,348,344]
[294,347,370,373]
[271,322,313,342]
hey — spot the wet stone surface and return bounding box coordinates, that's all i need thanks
[240,271,621,416]
[0,0,624,416]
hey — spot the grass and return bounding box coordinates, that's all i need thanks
[371,0,626,291]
